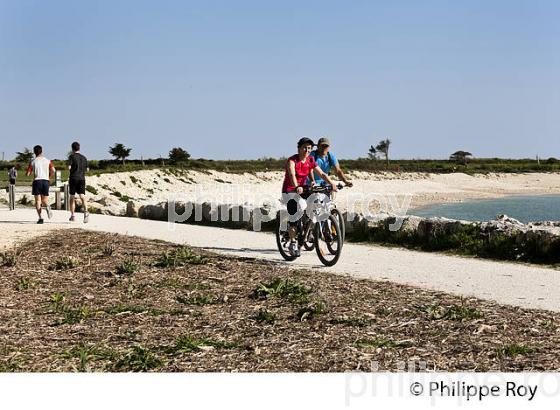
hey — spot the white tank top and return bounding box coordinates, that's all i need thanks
[28,156,54,180]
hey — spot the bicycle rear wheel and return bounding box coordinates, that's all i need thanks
[302,223,315,251]
[314,214,342,266]
[275,213,297,261]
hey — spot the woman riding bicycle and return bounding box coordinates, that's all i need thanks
[281,137,338,256]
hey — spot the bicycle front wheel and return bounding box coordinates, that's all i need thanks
[314,214,342,266]
[330,208,345,245]
[275,213,297,261]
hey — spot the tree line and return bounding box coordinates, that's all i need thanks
[13,144,192,166]
[13,139,553,170]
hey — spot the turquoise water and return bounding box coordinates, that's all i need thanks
[411,195,560,223]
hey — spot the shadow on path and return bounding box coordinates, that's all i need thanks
[202,246,278,254]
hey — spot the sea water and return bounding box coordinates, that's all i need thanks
[410,195,560,223]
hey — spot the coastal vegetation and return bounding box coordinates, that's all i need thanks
[2,157,560,186]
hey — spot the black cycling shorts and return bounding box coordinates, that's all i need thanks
[69,178,86,195]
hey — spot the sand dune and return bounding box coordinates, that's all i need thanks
[85,169,560,214]
[4,169,560,216]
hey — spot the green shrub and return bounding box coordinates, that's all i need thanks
[296,300,327,321]
[50,256,79,270]
[14,277,32,291]
[497,344,533,358]
[253,309,276,324]
[251,278,312,304]
[175,294,215,306]
[85,185,98,195]
[116,260,138,275]
[154,247,207,267]
[113,346,163,372]
[424,303,482,321]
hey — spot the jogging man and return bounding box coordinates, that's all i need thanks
[8,165,17,185]
[26,145,55,224]
[67,141,90,223]
[310,137,353,189]
[282,137,338,256]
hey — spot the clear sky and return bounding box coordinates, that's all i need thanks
[0,0,558,160]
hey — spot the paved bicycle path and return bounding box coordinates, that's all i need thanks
[2,208,559,312]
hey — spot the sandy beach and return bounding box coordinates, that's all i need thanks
[5,169,558,216]
[3,170,560,249]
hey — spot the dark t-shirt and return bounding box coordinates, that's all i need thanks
[68,153,88,180]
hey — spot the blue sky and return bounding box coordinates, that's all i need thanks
[0,0,559,160]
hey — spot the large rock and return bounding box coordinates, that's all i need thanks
[200,202,219,222]
[399,215,423,233]
[138,203,167,221]
[165,201,195,223]
[251,202,278,231]
[126,201,138,218]
[481,214,528,235]
[344,212,369,238]
[226,204,253,229]
[416,217,474,238]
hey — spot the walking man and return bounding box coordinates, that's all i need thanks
[8,165,17,185]
[26,145,55,224]
[67,141,90,223]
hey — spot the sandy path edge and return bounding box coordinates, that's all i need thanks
[2,209,559,312]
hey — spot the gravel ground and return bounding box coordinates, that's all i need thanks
[1,230,559,372]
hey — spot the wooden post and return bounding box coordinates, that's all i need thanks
[64,184,70,211]
[55,188,62,210]
[8,184,15,210]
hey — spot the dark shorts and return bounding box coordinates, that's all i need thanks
[32,180,50,196]
[9,179,16,185]
[69,178,86,195]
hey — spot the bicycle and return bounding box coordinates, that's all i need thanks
[275,184,344,267]
[302,183,347,251]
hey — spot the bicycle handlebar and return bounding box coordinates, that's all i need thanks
[302,183,346,194]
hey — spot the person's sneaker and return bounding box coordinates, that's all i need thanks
[288,241,299,257]
[46,206,53,219]
[69,215,75,222]
[37,218,44,224]
[83,212,90,224]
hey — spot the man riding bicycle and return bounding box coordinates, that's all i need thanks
[310,137,353,190]
[282,137,338,257]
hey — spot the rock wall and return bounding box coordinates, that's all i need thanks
[135,199,560,264]
[347,213,560,264]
